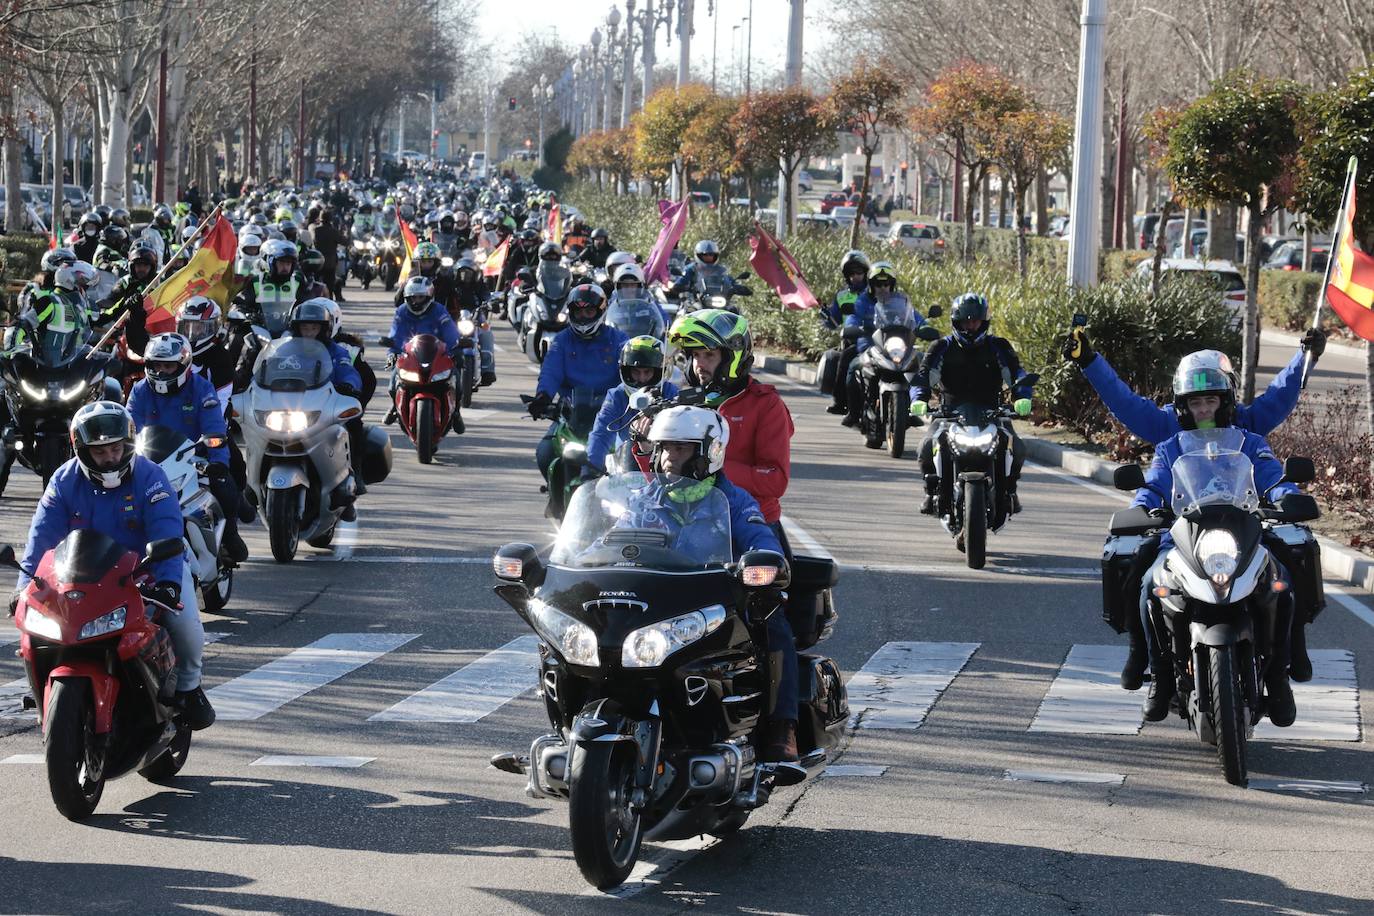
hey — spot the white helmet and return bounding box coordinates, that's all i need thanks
[605,251,637,275]
[646,405,730,479]
[613,263,646,288]
[322,298,343,338]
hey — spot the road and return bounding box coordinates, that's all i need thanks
[2,281,1373,914]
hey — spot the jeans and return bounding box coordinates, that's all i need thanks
[165,561,206,691]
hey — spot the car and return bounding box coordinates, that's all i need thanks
[62,184,89,221]
[18,184,60,231]
[798,170,813,193]
[887,221,947,259]
[1048,215,1070,237]
[1263,239,1331,274]
[727,197,751,209]
[830,205,859,228]
[1135,257,1247,321]
[796,213,840,230]
[688,191,715,209]
[753,207,779,225]
[819,192,849,215]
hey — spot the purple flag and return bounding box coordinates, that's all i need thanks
[644,199,689,285]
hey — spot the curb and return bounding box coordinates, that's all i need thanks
[759,347,1374,599]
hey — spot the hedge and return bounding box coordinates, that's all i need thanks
[1,232,50,285]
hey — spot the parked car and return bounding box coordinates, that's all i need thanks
[1263,239,1331,274]
[18,184,62,230]
[688,191,715,209]
[62,185,89,222]
[796,213,840,230]
[798,170,813,193]
[753,207,779,225]
[887,221,947,259]
[819,192,849,215]
[1135,258,1247,322]
[727,197,752,209]
[831,205,859,228]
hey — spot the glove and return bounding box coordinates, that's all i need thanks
[526,392,552,419]
[142,581,181,611]
[909,400,928,418]
[335,382,359,399]
[579,465,603,482]
[1062,327,1095,367]
[1301,327,1327,361]
[206,461,230,480]
[385,353,398,369]
[7,588,22,618]
[1013,398,1033,417]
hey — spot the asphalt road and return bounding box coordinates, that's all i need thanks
[1,281,1372,915]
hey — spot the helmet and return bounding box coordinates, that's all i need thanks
[99,225,130,254]
[453,211,470,231]
[53,265,80,292]
[93,204,114,226]
[439,209,455,228]
[70,401,137,489]
[455,257,479,284]
[518,228,540,249]
[566,283,608,339]
[175,296,224,355]
[619,335,665,390]
[693,239,720,266]
[321,298,343,338]
[152,205,174,228]
[840,248,870,277]
[41,248,78,272]
[128,239,162,274]
[413,240,441,264]
[668,308,753,397]
[290,297,334,337]
[403,275,436,315]
[950,292,990,346]
[359,201,374,213]
[590,227,610,246]
[78,211,102,236]
[279,219,299,241]
[613,263,646,290]
[868,261,899,287]
[605,251,637,274]
[299,247,325,279]
[646,405,730,479]
[274,206,294,224]
[143,332,194,395]
[261,238,298,276]
[109,208,131,229]
[1172,351,1236,429]
[70,261,97,290]
[538,241,563,261]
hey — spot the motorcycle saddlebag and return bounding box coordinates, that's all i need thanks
[816,348,842,396]
[788,554,839,650]
[1270,524,1326,623]
[1100,534,1151,634]
[797,654,848,754]
[361,425,393,485]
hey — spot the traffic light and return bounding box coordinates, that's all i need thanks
[508,97,518,111]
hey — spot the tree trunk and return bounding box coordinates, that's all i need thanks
[2,135,21,232]
[50,100,65,237]
[1015,185,1029,278]
[1207,203,1236,261]
[936,179,946,223]
[996,179,1008,230]
[1034,169,1049,236]
[1150,197,1176,300]
[1366,341,1374,442]
[1240,201,1263,402]
[963,166,979,263]
[101,81,135,207]
[914,153,926,216]
[849,150,874,249]
[980,178,991,227]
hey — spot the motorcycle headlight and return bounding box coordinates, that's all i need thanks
[709,295,729,309]
[60,381,88,401]
[562,441,586,461]
[557,312,568,323]
[23,606,62,640]
[621,605,727,668]
[530,598,599,666]
[1195,529,1240,586]
[397,368,422,383]
[384,239,397,250]
[457,319,476,336]
[952,427,997,450]
[260,409,312,433]
[883,337,908,361]
[79,606,126,640]
[429,368,451,381]
[441,257,454,268]
[19,379,46,401]
[352,240,367,250]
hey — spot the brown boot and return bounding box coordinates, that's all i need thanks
[762,719,799,763]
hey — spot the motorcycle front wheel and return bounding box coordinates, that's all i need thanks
[44,678,105,821]
[888,389,909,459]
[266,487,302,563]
[38,436,68,487]
[963,481,987,570]
[416,400,436,465]
[568,741,644,891]
[1209,645,1249,786]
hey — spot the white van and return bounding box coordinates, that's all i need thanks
[468,152,487,177]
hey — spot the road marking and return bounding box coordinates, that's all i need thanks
[304,554,492,565]
[1248,777,1365,795]
[1255,649,1361,742]
[1329,586,1374,630]
[463,409,496,424]
[524,364,540,374]
[207,632,419,721]
[824,764,888,777]
[848,641,980,729]
[0,754,43,764]
[0,633,17,647]
[1025,459,1130,503]
[780,514,833,561]
[1004,769,1125,786]
[851,561,1098,578]
[203,631,232,645]
[250,755,375,768]
[595,837,719,900]
[330,517,359,561]
[1029,645,1144,735]
[368,635,540,722]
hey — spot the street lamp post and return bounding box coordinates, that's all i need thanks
[590,29,603,133]
[776,0,803,239]
[676,0,693,88]
[604,7,620,132]
[1067,0,1107,288]
[641,0,656,105]
[621,0,636,128]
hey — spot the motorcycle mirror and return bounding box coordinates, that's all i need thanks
[201,436,224,449]
[735,549,791,590]
[1282,456,1315,485]
[926,304,943,319]
[141,538,183,567]
[1113,464,1146,492]
[917,325,940,342]
[493,543,544,589]
[628,388,655,412]
[735,271,751,280]
[0,545,19,570]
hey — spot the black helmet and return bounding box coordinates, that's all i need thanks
[566,283,608,339]
[538,241,563,261]
[299,247,325,279]
[950,292,990,346]
[99,225,130,254]
[93,205,114,226]
[455,257,479,284]
[518,228,540,249]
[78,211,103,235]
[109,207,131,228]
[289,297,334,337]
[591,227,610,247]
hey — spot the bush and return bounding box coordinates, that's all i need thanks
[1267,384,1374,546]
[1257,269,1341,333]
[1,232,49,284]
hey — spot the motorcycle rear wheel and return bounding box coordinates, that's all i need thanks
[266,487,301,563]
[416,400,435,465]
[202,567,232,614]
[1209,645,1249,787]
[963,481,987,570]
[138,722,191,783]
[568,741,644,891]
[44,678,105,821]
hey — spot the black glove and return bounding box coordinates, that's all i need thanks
[336,382,359,399]
[7,588,21,617]
[1062,326,1096,367]
[526,392,552,419]
[579,464,603,482]
[1301,327,1327,361]
[142,581,181,611]
[384,353,398,369]
[206,461,230,480]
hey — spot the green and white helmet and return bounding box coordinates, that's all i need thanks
[667,308,752,398]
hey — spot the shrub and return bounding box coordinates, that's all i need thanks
[130,207,154,225]
[1256,269,1342,333]
[0,232,49,284]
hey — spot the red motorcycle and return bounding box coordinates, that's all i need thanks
[385,333,457,465]
[1,533,187,821]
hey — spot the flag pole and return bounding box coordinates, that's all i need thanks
[1302,156,1358,389]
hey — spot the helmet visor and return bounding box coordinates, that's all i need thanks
[75,412,130,447]
[1173,365,1231,397]
[178,317,219,343]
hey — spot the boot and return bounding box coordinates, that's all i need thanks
[1288,616,1312,683]
[1120,616,1149,690]
[840,412,860,428]
[920,475,939,515]
[1008,489,1022,514]
[451,411,465,434]
[761,719,799,763]
[221,526,249,564]
[1267,668,1297,727]
[1142,652,1174,721]
[481,370,497,386]
[825,403,846,415]
[384,405,398,425]
[176,687,216,730]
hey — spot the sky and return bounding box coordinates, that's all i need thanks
[476,0,803,92]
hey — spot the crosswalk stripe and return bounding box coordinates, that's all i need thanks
[1029,645,1144,735]
[207,632,419,721]
[848,641,979,729]
[1255,649,1361,742]
[250,755,374,768]
[369,635,540,722]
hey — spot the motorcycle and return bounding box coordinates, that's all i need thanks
[926,376,1038,570]
[0,535,189,821]
[489,474,846,889]
[681,265,751,315]
[853,299,940,457]
[334,243,350,289]
[350,233,377,289]
[1111,431,1319,786]
[374,234,403,291]
[523,386,599,521]
[382,333,457,465]
[449,306,487,408]
[236,336,392,561]
[133,425,235,613]
[605,297,667,343]
[520,262,573,364]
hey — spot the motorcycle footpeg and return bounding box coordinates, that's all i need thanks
[490,752,531,776]
[760,761,807,788]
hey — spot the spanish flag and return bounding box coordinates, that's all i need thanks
[397,206,419,285]
[1327,159,1374,341]
[142,214,237,334]
[482,237,510,279]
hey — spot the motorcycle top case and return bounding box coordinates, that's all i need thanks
[1101,533,1152,634]
[361,424,393,485]
[1269,524,1326,623]
[788,554,839,650]
[797,654,848,754]
[816,348,843,396]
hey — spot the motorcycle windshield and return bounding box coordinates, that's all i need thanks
[606,299,665,339]
[52,529,128,584]
[254,337,333,392]
[564,385,601,439]
[874,296,916,331]
[694,265,731,295]
[551,473,733,571]
[408,333,445,363]
[134,424,192,465]
[1169,428,1258,515]
[538,264,572,300]
[89,269,119,305]
[261,295,293,336]
[31,300,89,368]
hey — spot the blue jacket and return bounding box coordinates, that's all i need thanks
[128,373,229,465]
[1083,350,1303,446]
[19,456,184,588]
[536,325,629,401]
[587,381,680,471]
[1131,428,1296,512]
[845,292,925,350]
[668,263,749,297]
[626,475,781,561]
[387,303,460,357]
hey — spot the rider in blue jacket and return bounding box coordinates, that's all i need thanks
[840,262,929,428]
[287,299,370,506]
[586,336,679,473]
[13,401,215,729]
[128,332,249,562]
[384,276,464,432]
[665,240,751,299]
[527,284,629,480]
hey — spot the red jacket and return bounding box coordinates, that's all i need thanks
[716,378,793,524]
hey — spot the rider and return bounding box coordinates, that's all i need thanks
[823,249,870,416]
[234,238,310,320]
[575,228,613,269]
[527,284,629,481]
[911,292,1033,515]
[99,238,163,360]
[93,225,131,273]
[12,400,216,729]
[587,336,679,474]
[499,228,543,290]
[287,299,370,508]
[396,241,458,311]
[385,276,465,434]
[128,333,249,563]
[450,258,498,386]
[666,240,751,302]
[840,261,929,431]
[1131,367,1298,727]
[72,211,103,263]
[297,248,332,300]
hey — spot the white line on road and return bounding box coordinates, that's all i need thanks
[1329,586,1374,630]
[825,764,889,777]
[1255,649,1361,742]
[1004,769,1125,786]
[305,555,492,565]
[595,837,720,900]
[1025,459,1130,503]
[1248,777,1366,795]
[462,409,496,424]
[780,514,833,561]
[250,755,375,768]
[330,517,360,562]
[1029,645,1144,735]
[369,635,540,722]
[0,754,43,765]
[203,631,232,645]
[207,632,419,721]
[848,641,980,729]
[0,633,17,647]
